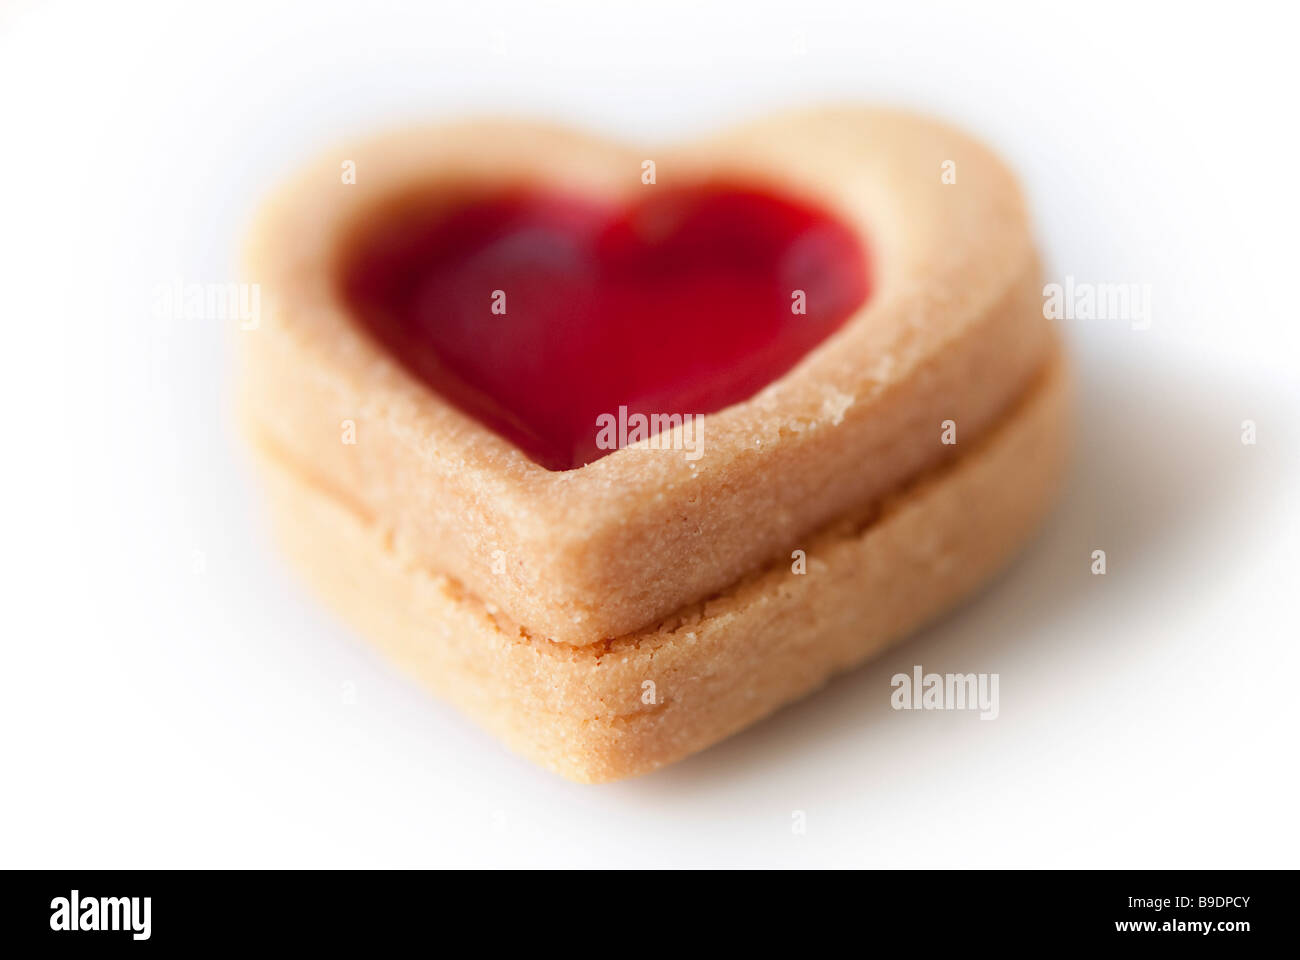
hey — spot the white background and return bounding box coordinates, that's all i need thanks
[2,0,1297,868]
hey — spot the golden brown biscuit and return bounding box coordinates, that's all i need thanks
[240,107,1067,781]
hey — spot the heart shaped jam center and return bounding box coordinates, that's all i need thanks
[339,185,870,469]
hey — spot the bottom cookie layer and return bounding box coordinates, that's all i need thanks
[251,353,1069,783]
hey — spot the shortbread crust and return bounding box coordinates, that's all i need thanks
[249,350,1069,783]
[241,108,1055,646]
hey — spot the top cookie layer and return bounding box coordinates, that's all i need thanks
[241,107,1054,644]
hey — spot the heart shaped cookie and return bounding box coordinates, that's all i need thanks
[241,107,1068,782]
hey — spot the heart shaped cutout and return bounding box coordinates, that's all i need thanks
[339,184,870,469]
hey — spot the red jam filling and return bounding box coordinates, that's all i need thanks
[339,185,870,470]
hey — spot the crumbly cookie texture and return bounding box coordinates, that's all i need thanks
[249,351,1069,784]
[241,107,1055,646]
